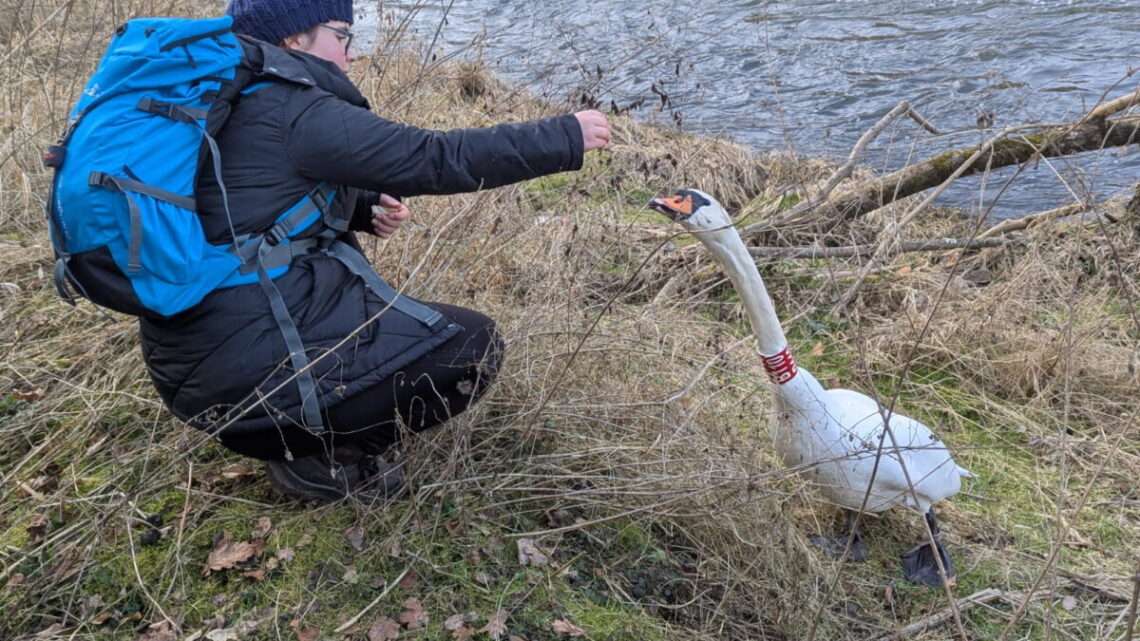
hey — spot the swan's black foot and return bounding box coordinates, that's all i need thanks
[810,511,868,562]
[901,511,955,587]
[810,532,869,561]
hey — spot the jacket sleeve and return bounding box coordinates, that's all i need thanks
[284,93,585,198]
[350,189,379,233]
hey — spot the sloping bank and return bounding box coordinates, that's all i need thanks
[1,4,1138,639]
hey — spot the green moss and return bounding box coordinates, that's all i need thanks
[777,193,802,209]
[0,394,24,417]
[566,596,666,641]
[521,173,575,211]
[616,206,662,225]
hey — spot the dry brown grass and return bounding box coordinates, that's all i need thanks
[2,1,1139,640]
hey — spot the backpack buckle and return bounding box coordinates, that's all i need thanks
[265,223,289,246]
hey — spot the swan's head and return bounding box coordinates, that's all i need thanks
[648,189,732,232]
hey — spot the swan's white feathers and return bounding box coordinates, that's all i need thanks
[653,189,970,516]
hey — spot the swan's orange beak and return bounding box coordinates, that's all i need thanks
[648,193,695,220]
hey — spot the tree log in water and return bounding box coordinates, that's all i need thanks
[741,89,1140,238]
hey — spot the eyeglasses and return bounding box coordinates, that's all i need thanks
[319,24,354,56]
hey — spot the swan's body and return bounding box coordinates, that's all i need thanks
[771,370,967,514]
[651,189,968,585]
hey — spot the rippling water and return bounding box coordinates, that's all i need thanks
[392,0,1140,218]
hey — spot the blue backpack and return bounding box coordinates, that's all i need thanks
[45,16,446,433]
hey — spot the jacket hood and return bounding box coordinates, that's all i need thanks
[239,35,369,108]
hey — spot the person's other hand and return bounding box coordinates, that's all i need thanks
[574,110,611,151]
[372,193,410,238]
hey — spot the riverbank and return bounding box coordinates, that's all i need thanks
[2,2,1138,640]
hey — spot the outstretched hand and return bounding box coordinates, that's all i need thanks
[371,193,410,238]
[574,110,611,152]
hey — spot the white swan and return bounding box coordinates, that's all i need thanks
[650,189,970,586]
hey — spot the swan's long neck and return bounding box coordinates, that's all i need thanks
[699,228,789,357]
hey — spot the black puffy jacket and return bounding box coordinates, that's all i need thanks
[139,41,584,450]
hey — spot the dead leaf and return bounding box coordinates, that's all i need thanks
[34,624,66,639]
[551,619,585,637]
[445,614,475,640]
[137,620,177,641]
[50,549,81,582]
[203,532,265,576]
[241,567,267,582]
[28,472,59,492]
[276,547,295,562]
[1061,595,1078,611]
[205,629,240,641]
[220,462,257,480]
[385,539,402,558]
[810,342,825,357]
[288,619,318,641]
[474,571,491,586]
[398,570,420,590]
[251,517,273,539]
[398,597,429,629]
[344,525,365,552]
[516,538,549,567]
[1065,529,1093,549]
[480,609,509,640]
[366,616,401,641]
[12,387,45,402]
[342,566,360,584]
[27,513,49,543]
[90,611,112,625]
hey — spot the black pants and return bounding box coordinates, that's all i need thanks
[223,303,503,461]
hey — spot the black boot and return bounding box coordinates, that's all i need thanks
[265,446,404,503]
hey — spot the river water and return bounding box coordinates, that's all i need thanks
[391,0,1140,219]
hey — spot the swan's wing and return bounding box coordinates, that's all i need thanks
[823,389,964,508]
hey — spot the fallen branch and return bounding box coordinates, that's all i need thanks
[740,101,937,232]
[744,111,1140,237]
[1056,569,1135,604]
[1089,86,1140,121]
[748,237,1007,260]
[871,588,1005,641]
[977,201,1090,239]
[831,127,1018,312]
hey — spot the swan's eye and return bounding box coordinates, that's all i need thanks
[671,194,694,215]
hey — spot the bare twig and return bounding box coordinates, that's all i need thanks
[1126,562,1140,641]
[125,511,177,632]
[333,566,410,633]
[740,100,919,234]
[995,426,1133,641]
[872,588,1005,641]
[906,107,942,135]
[977,201,1091,240]
[749,237,1008,260]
